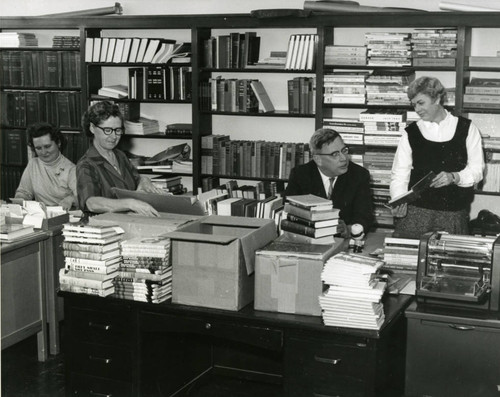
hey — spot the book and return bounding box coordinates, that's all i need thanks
[284,202,340,221]
[63,223,124,236]
[59,268,115,289]
[62,241,120,253]
[386,171,436,208]
[63,249,121,261]
[280,219,338,238]
[97,84,128,99]
[280,231,336,245]
[145,143,191,165]
[250,80,275,113]
[286,194,334,210]
[286,214,339,228]
[0,224,34,241]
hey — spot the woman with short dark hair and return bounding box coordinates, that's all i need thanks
[390,76,484,238]
[15,122,77,210]
[77,101,163,216]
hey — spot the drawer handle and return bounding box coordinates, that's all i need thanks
[89,355,112,364]
[448,324,475,331]
[205,322,211,330]
[313,393,340,397]
[89,391,112,397]
[314,355,341,365]
[88,321,112,331]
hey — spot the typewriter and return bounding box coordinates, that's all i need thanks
[416,231,500,311]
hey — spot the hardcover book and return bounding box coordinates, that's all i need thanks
[386,171,436,208]
[286,194,334,210]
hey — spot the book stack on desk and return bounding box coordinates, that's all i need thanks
[281,194,340,245]
[116,236,172,303]
[60,224,125,297]
[319,252,386,330]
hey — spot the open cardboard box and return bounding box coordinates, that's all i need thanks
[168,215,277,311]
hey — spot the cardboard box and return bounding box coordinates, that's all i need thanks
[254,236,348,316]
[6,213,69,230]
[168,216,277,311]
[89,212,202,239]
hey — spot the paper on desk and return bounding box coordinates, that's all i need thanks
[46,206,66,218]
[7,204,24,218]
[22,201,47,229]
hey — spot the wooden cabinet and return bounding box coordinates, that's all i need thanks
[63,294,139,397]
[61,292,411,397]
[406,303,500,397]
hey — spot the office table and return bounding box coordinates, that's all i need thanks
[61,291,412,397]
[1,231,49,361]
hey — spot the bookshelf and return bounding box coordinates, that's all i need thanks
[0,28,87,200]
[1,11,500,214]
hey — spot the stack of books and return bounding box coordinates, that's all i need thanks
[411,28,457,67]
[282,194,340,245]
[116,236,172,303]
[319,252,386,330]
[359,109,407,147]
[324,45,367,66]
[60,223,125,297]
[464,78,500,109]
[0,32,38,47]
[149,176,187,195]
[365,32,412,67]
[124,117,160,135]
[0,224,35,242]
[323,117,364,145]
[323,72,368,105]
[365,69,415,106]
[383,237,420,275]
[52,35,80,49]
[165,123,192,136]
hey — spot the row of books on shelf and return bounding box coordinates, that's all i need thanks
[199,78,272,113]
[0,166,23,201]
[1,50,81,88]
[325,29,457,68]
[284,34,318,71]
[85,37,191,65]
[287,77,316,115]
[201,135,312,179]
[203,32,260,69]
[1,90,82,129]
[96,66,192,102]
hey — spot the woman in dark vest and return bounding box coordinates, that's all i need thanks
[390,76,484,238]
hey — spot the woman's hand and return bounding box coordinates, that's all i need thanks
[391,203,407,218]
[430,171,455,188]
[128,199,160,217]
[60,195,75,211]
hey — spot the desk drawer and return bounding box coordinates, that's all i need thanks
[142,311,283,351]
[285,336,373,397]
[70,341,133,380]
[69,372,134,397]
[70,307,134,345]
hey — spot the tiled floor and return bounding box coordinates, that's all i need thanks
[1,334,65,397]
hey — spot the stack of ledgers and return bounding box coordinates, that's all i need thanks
[320,252,386,330]
[60,223,125,297]
[116,236,172,303]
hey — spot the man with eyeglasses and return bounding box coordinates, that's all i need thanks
[285,128,373,237]
[77,101,164,217]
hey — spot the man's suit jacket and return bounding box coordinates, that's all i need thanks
[284,160,374,232]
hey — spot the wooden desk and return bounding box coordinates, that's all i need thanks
[1,231,49,361]
[61,292,412,397]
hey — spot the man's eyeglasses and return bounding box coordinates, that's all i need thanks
[92,123,124,135]
[315,146,349,159]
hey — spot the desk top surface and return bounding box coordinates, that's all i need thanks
[0,230,48,253]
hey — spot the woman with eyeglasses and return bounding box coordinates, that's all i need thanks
[77,100,163,217]
[15,122,78,210]
[285,128,374,237]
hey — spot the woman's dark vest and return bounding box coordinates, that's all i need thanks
[407,116,474,211]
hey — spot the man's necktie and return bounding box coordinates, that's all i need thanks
[327,177,335,199]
